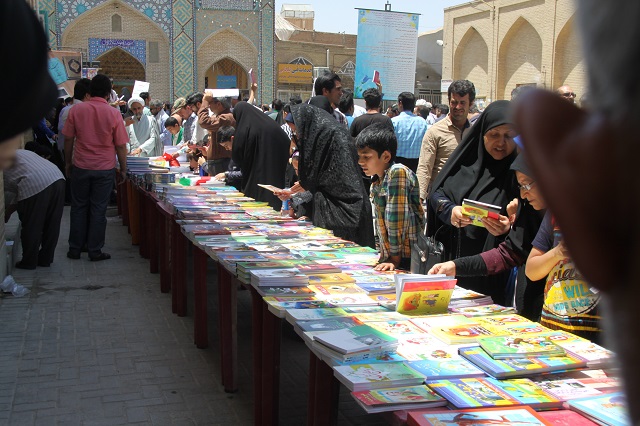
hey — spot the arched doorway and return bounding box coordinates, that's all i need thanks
[96,48,146,97]
[496,18,542,100]
[204,58,248,90]
[454,27,489,99]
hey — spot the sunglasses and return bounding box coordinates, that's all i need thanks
[561,92,576,98]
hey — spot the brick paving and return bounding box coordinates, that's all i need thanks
[0,208,387,426]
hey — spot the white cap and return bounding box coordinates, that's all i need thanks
[416,99,432,108]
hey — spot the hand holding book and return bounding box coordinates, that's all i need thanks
[481,214,511,236]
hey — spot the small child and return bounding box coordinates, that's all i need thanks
[164,117,183,146]
[526,214,602,342]
[214,126,242,190]
[355,123,424,271]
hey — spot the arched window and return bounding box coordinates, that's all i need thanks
[112,14,122,32]
[289,57,313,66]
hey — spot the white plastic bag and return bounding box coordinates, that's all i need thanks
[0,275,29,297]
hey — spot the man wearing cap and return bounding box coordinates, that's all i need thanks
[198,91,236,175]
[127,96,161,157]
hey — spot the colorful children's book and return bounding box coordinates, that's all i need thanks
[313,324,397,354]
[537,410,599,426]
[249,268,309,287]
[477,333,567,359]
[484,377,563,410]
[306,273,356,285]
[351,385,447,414]
[409,314,475,334]
[309,283,363,296]
[567,393,630,426]
[296,316,363,333]
[342,305,392,315]
[426,377,520,408]
[333,362,426,391]
[458,346,587,379]
[460,199,502,228]
[536,379,605,401]
[449,304,517,317]
[556,340,616,368]
[394,275,457,316]
[254,286,315,297]
[366,320,425,337]
[405,357,485,380]
[284,307,348,322]
[318,294,381,307]
[429,324,496,345]
[407,406,553,426]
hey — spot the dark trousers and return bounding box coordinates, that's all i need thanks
[68,167,114,256]
[396,157,419,173]
[207,158,231,176]
[16,179,65,267]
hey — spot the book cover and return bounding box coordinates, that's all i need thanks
[450,304,517,317]
[334,362,425,391]
[285,307,348,321]
[314,324,397,354]
[397,289,454,316]
[458,346,586,379]
[317,294,380,307]
[461,199,502,228]
[257,183,282,193]
[355,282,396,295]
[408,406,553,426]
[342,305,392,314]
[430,324,495,345]
[568,393,629,426]
[406,358,485,380]
[309,283,362,296]
[484,377,563,409]
[352,311,408,322]
[353,384,444,406]
[478,334,566,359]
[255,286,315,297]
[558,340,615,367]
[283,241,333,251]
[537,410,599,426]
[536,379,605,401]
[250,268,307,280]
[425,377,518,408]
[409,315,475,333]
[307,274,356,285]
[367,320,425,337]
[297,316,363,332]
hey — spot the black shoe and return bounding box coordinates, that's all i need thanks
[15,261,36,270]
[37,261,51,267]
[67,250,81,260]
[81,245,89,253]
[89,252,111,262]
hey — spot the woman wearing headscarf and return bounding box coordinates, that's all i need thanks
[427,100,518,304]
[429,153,546,317]
[232,102,291,210]
[288,103,375,248]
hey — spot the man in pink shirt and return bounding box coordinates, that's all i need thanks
[62,74,128,261]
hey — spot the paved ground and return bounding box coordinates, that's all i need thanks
[0,207,387,425]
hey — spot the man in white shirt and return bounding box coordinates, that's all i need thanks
[57,78,91,155]
[127,97,161,157]
[150,99,171,146]
[186,92,207,145]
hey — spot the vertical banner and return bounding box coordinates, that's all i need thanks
[354,9,420,100]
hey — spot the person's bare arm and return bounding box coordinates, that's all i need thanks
[248,83,258,105]
[116,144,128,179]
[64,136,75,177]
[525,245,567,281]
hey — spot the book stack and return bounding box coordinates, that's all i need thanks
[533,369,621,401]
[249,268,309,287]
[126,156,151,172]
[567,393,629,426]
[312,324,399,364]
[351,385,447,414]
[449,304,516,317]
[476,333,567,359]
[333,362,426,391]
[448,286,493,309]
[426,377,563,410]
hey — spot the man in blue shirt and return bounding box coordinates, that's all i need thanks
[391,92,427,173]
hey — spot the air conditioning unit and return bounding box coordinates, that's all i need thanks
[313,67,330,79]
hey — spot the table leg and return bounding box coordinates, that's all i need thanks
[158,211,170,293]
[313,357,340,426]
[121,179,129,227]
[173,222,187,317]
[148,196,159,274]
[193,246,208,349]
[139,188,149,258]
[250,286,263,426]
[261,301,281,425]
[128,181,140,244]
[307,352,317,426]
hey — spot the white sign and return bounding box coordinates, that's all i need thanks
[132,80,150,98]
[204,88,240,99]
[440,79,453,93]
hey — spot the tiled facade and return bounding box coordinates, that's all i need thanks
[442,0,585,102]
[45,0,274,102]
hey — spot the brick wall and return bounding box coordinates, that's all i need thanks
[442,0,585,102]
[61,1,171,102]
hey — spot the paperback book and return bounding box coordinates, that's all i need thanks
[351,385,447,414]
[333,362,426,391]
[394,275,457,316]
[407,406,553,426]
[449,304,516,317]
[313,324,397,354]
[477,334,567,359]
[461,199,502,228]
[405,357,485,381]
[568,393,629,426]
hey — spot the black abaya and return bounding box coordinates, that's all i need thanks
[290,104,375,248]
[232,102,291,210]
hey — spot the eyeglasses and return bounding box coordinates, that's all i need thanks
[518,181,536,192]
[561,92,576,98]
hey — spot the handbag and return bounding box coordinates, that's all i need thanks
[411,191,445,274]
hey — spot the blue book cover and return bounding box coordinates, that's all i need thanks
[406,359,485,380]
[426,378,518,408]
[568,392,630,426]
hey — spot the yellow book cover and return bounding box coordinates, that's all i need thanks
[396,289,453,316]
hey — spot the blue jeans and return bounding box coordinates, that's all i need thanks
[68,167,114,256]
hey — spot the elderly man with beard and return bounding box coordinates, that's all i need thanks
[127,97,161,157]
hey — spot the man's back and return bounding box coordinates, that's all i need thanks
[392,111,428,159]
[350,113,393,138]
[62,97,128,170]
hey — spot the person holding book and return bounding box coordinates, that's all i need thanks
[428,154,546,319]
[427,101,518,305]
[275,150,313,220]
[212,126,242,191]
[355,123,424,271]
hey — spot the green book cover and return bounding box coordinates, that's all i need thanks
[478,333,566,359]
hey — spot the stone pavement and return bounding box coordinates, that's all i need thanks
[0,208,388,425]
